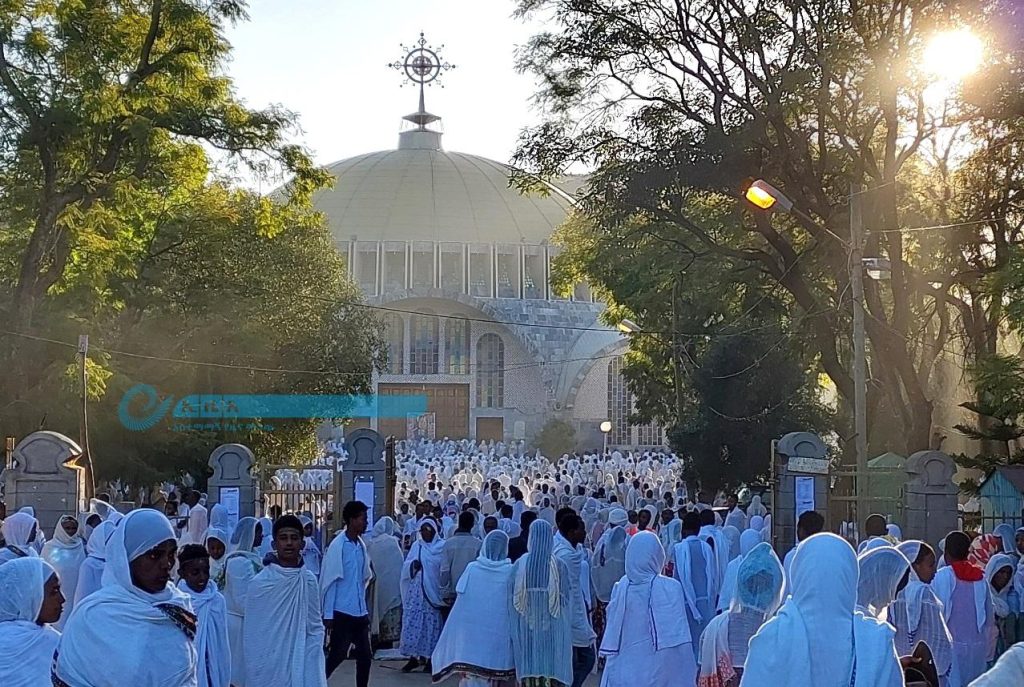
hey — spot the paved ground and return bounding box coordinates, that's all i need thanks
[328,660,602,686]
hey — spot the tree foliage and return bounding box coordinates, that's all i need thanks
[515,0,1024,457]
[551,206,830,489]
[0,2,382,486]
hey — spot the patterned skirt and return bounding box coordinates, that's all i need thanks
[592,599,608,645]
[377,606,402,643]
[399,580,443,658]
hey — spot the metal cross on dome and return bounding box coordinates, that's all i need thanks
[388,32,456,90]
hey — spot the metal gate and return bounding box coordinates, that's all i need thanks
[829,468,905,533]
[258,462,342,537]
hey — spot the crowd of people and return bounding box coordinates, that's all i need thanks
[1,442,1024,686]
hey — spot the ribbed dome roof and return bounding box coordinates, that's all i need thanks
[314,149,575,244]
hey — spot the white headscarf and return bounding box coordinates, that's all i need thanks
[985,553,1016,618]
[895,540,928,632]
[0,557,60,687]
[591,525,627,603]
[2,511,38,548]
[742,532,903,687]
[56,509,197,687]
[401,518,445,608]
[601,530,690,653]
[41,515,86,629]
[856,546,910,618]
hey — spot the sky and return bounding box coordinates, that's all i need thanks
[223,0,546,176]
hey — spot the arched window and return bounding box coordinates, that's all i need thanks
[476,334,504,408]
[607,357,630,444]
[409,311,439,374]
[383,313,404,374]
[446,316,470,374]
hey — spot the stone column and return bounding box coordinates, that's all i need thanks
[773,432,830,555]
[207,443,256,529]
[338,429,386,543]
[4,431,85,535]
[903,450,958,547]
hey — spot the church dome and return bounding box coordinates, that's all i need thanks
[313,148,576,245]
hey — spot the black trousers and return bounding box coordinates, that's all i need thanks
[325,612,372,687]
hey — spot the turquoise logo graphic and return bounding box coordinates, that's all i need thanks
[118,384,175,431]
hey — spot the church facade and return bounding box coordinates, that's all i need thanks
[310,58,663,449]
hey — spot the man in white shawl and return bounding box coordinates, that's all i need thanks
[553,512,597,687]
[591,525,627,651]
[673,511,716,660]
[932,531,995,686]
[365,516,404,644]
[892,541,954,686]
[177,544,231,687]
[223,517,264,687]
[432,530,517,686]
[55,508,198,687]
[41,515,85,629]
[185,492,208,547]
[600,530,697,687]
[0,511,40,565]
[321,501,374,685]
[0,557,64,687]
[741,532,904,687]
[723,493,746,531]
[511,519,572,687]
[400,517,447,672]
[243,514,326,687]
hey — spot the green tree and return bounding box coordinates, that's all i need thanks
[0,2,382,486]
[551,209,830,489]
[0,0,325,352]
[514,0,1024,456]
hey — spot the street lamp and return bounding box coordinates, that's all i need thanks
[744,179,874,525]
[600,420,612,456]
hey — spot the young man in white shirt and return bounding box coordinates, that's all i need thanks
[321,501,373,687]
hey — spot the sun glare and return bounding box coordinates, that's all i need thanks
[923,29,984,82]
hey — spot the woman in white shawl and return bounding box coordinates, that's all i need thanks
[41,515,85,629]
[600,531,697,687]
[0,557,63,687]
[747,496,767,518]
[891,540,954,686]
[510,519,572,687]
[223,516,263,686]
[591,525,627,649]
[204,527,229,590]
[984,553,1016,660]
[366,516,404,644]
[0,511,40,564]
[699,542,784,687]
[73,519,116,606]
[741,532,903,687]
[717,529,763,613]
[55,508,198,686]
[207,503,233,541]
[856,546,911,619]
[400,518,446,672]
[432,530,516,686]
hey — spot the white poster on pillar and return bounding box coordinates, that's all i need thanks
[795,477,815,519]
[355,479,375,527]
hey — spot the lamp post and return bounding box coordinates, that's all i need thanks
[744,180,870,522]
[600,420,612,456]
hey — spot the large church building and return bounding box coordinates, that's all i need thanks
[311,47,663,450]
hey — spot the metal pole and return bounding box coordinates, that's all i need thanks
[850,184,868,529]
[77,334,95,500]
[603,432,608,457]
[671,277,685,426]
